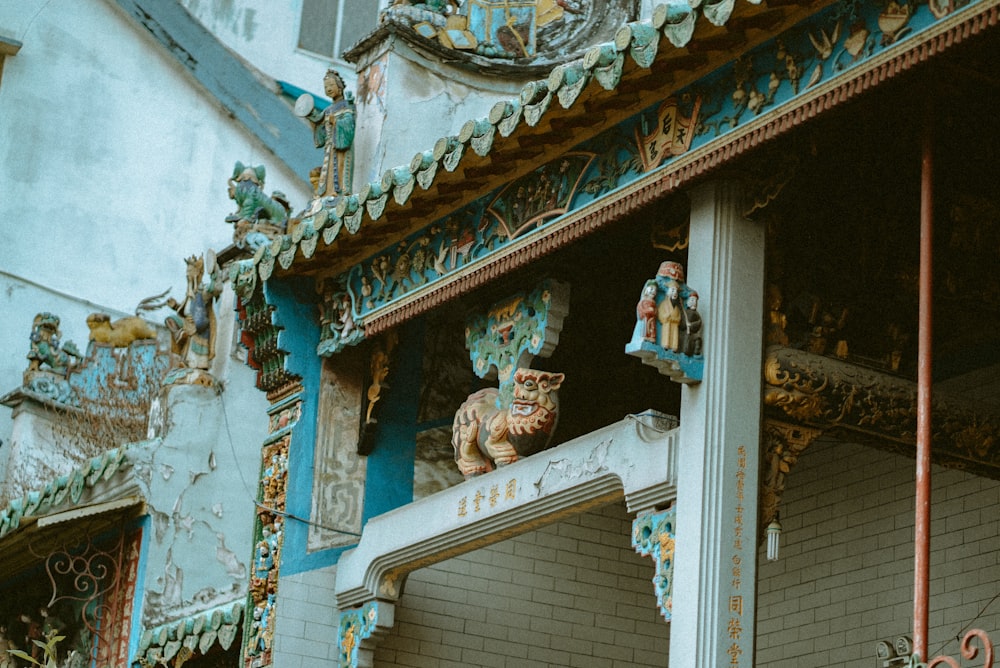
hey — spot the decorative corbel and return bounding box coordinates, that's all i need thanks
[759,420,823,536]
[625,260,704,383]
[318,276,366,356]
[337,601,395,668]
[358,331,398,455]
[632,506,676,621]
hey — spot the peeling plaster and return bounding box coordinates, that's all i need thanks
[216,532,246,579]
[152,508,170,543]
[535,440,612,492]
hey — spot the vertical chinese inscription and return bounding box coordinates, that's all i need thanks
[727,445,748,666]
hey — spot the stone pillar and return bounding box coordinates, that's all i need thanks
[670,180,764,668]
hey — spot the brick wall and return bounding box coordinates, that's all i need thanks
[756,438,1000,666]
[373,502,670,668]
[272,563,341,667]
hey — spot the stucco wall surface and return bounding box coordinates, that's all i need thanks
[0,0,311,313]
[177,0,334,90]
[0,0,310,456]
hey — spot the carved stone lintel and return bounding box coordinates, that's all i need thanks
[632,507,676,621]
[759,421,823,533]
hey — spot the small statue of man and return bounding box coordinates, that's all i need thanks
[681,292,702,356]
[165,254,222,371]
[658,284,683,352]
[635,280,658,343]
[305,69,356,197]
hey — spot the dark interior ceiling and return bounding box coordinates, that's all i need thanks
[751,25,1000,383]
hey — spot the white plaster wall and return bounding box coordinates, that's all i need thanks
[0,274,133,455]
[177,0,337,90]
[0,0,311,313]
[353,44,527,186]
[135,349,270,628]
[0,0,311,447]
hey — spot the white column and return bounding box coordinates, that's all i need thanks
[669,180,764,668]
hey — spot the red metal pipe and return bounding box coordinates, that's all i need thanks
[914,103,934,661]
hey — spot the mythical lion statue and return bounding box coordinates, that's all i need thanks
[226,161,290,249]
[452,368,564,478]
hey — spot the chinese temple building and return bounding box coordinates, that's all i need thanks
[2,0,999,667]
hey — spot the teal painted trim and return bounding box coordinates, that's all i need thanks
[277,315,423,576]
[262,278,331,575]
[362,319,421,520]
[277,80,330,111]
[337,0,988,324]
[337,601,382,668]
[632,507,677,621]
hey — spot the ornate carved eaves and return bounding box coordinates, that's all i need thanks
[763,346,1000,479]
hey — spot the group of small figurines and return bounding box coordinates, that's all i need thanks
[625,260,705,384]
[634,261,702,358]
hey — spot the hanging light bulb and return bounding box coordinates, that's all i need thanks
[766,515,782,561]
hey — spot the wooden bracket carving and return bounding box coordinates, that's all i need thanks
[760,420,823,535]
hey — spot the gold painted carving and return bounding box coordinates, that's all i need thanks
[365,331,398,424]
[763,346,1000,482]
[760,421,823,531]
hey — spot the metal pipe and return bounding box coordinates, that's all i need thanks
[913,103,934,661]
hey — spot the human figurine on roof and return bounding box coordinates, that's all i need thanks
[309,69,355,197]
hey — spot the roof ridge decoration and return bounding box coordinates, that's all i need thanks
[361,0,641,68]
[0,448,133,540]
[239,0,995,352]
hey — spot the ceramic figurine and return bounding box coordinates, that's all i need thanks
[85,313,157,348]
[164,253,222,371]
[681,292,702,356]
[765,284,789,346]
[303,69,355,197]
[657,283,683,352]
[225,162,290,250]
[26,312,80,377]
[625,261,704,383]
[635,280,658,342]
[452,368,564,478]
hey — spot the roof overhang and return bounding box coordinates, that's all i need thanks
[284,0,838,280]
[0,496,146,578]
